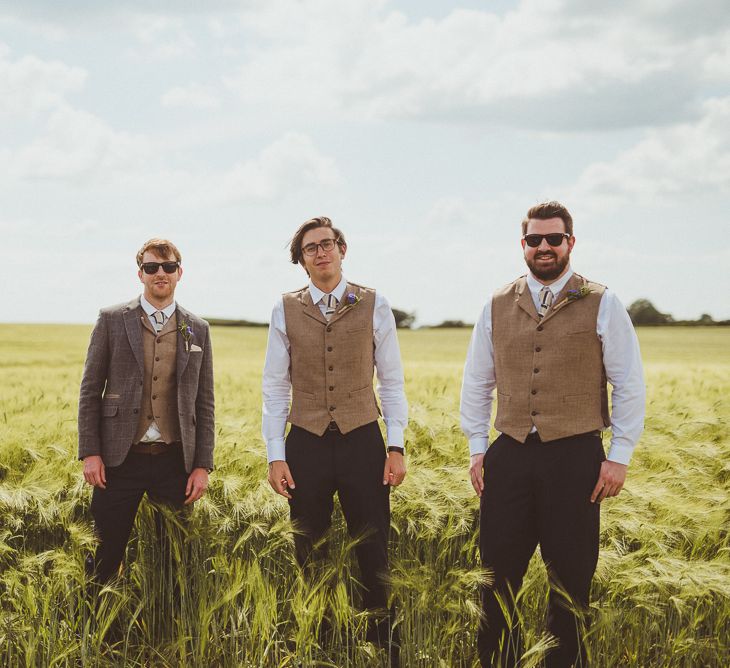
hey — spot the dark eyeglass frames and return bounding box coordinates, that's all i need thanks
[522,233,570,248]
[301,238,339,257]
[140,261,180,274]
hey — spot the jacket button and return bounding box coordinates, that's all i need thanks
[326,326,332,332]
[531,389,537,395]
[153,376,158,381]
[152,394,157,400]
[531,410,538,416]
[155,356,160,361]
[133,409,138,414]
[533,368,539,373]
[156,338,161,344]
[327,346,333,352]
[537,325,544,331]
[535,347,541,352]
[329,386,334,391]
[328,365,334,371]
[329,405,336,411]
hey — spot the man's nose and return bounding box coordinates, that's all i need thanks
[155,265,167,275]
[538,238,551,252]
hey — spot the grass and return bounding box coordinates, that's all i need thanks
[0,324,728,666]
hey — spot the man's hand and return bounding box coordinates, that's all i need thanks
[184,467,209,505]
[469,453,486,497]
[383,452,406,486]
[83,455,106,489]
[268,460,296,499]
[591,460,627,503]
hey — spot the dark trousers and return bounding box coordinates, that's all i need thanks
[89,447,189,583]
[478,432,605,668]
[285,421,397,655]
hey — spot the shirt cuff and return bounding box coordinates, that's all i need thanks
[469,437,488,456]
[266,438,286,463]
[607,440,634,465]
[386,425,405,451]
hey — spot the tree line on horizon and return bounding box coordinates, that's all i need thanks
[205,300,729,330]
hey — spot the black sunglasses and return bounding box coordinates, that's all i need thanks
[523,233,570,248]
[140,261,180,274]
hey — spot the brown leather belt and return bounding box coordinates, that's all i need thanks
[130,441,179,455]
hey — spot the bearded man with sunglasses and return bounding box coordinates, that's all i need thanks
[461,201,645,668]
[262,216,407,665]
[78,238,214,583]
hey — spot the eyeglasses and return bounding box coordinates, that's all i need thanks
[523,233,570,248]
[301,238,339,257]
[140,261,180,274]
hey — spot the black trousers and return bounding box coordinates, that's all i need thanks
[285,421,396,651]
[89,447,189,583]
[478,432,605,668]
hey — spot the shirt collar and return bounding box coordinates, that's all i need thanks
[526,267,574,298]
[140,294,177,318]
[309,275,347,305]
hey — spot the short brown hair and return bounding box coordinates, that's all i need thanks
[521,201,574,236]
[136,238,182,267]
[289,216,346,265]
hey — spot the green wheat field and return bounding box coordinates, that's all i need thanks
[0,324,728,667]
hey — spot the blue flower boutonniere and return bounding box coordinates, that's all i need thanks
[178,320,193,351]
[566,286,593,302]
[346,292,361,306]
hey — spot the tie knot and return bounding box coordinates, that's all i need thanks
[538,287,554,319]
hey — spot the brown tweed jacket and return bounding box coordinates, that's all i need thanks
[78,297,215,473]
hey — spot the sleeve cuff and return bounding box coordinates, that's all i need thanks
[607,441,634,465]
[266,438,286,463]
[469,437,488,456]
[386,425,405,450]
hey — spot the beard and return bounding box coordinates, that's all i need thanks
[526,250,570,281]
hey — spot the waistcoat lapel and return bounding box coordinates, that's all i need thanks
[299,288,328,325]
[514,276,539,323]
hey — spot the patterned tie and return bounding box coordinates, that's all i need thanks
[323,294,338,321]
[152,310,166,332]
[538,286,554,320]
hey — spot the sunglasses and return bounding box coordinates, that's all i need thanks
[140,261,180,274]
[523,233,570,248]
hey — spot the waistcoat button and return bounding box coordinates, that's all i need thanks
[327,346,333,352]
[531,389,537,395]
[328,365,334,371]
[535,347,541,352]
[329,405,336,411]
[329,386,334,391]
[531,410,538,416]
[533,368,539,373]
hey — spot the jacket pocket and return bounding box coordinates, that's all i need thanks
[349,385,373,399]
[102,404,118,417]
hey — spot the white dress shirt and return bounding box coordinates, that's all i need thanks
[460,268,645,465]
[262,276,408,463]
[139,295,177,443]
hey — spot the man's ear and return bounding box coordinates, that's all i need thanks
[339,242,347,260]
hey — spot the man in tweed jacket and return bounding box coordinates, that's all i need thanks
[78,238,215,582]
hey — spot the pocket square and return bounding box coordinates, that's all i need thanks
[190,344,203,352]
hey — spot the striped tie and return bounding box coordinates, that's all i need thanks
[324,294,338,321]
[538,287,553,319]
[152,310,166,332]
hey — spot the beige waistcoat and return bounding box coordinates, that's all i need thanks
[283,283,380,436]
[491,273,610,443]
[133,312,182,444]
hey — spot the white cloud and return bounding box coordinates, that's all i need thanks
[129,15,196,59]
[0,44,86,118]
[161,83,221,109]
[0,104,151,181]
[207,132,341,203]
[569,96,730,206]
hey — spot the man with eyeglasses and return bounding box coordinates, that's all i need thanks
[460,201,645,668]
[262,216,407,665]
[78,238,215,583]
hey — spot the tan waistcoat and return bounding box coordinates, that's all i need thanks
[492,273,610,443]
[133,312,182,444]
[283,283,380,436]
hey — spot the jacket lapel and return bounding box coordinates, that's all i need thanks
[300,288,328,325]
[123,297,145,375]
[540,274,585,325]
[328,283,359,326]
[176,304,191,381]
[514,276,540,323]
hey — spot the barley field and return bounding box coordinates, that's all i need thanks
[0,324,728,667]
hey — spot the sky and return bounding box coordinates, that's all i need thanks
[1,0,729,325]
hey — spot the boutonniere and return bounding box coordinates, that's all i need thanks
[566,286,593,302]
[339,292,362,312]
[178,320,193,352]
